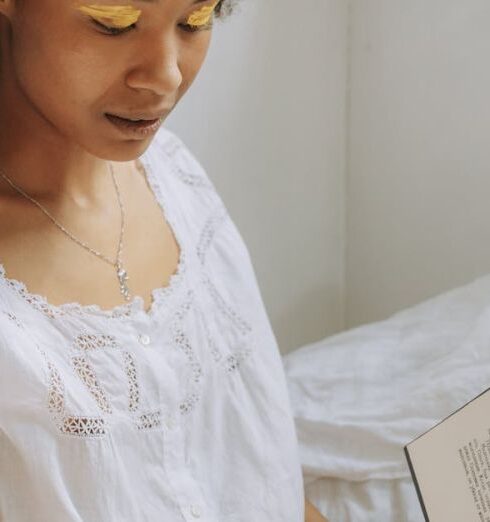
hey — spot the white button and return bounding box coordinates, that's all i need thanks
[138,334,151,346]
[190,505,201,518]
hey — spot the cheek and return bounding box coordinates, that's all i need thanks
[10,18,108,117]
[177,37,212,94]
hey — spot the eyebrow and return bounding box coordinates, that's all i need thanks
[134,0,208,3]
[83,0,208,5]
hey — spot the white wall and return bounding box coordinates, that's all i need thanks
[346,0,490,328]
[167,0,349,354]
[167,1,489,352]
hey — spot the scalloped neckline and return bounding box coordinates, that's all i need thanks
[0,147,187,320]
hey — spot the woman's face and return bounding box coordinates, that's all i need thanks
[0,0,216,159]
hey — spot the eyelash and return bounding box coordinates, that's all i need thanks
[91,18,213,36]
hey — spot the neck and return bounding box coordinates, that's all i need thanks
[0,63,139,209]
[0,104,138,209]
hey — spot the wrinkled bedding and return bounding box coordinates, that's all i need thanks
[283,273,490,521]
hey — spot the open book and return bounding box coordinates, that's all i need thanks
[404,386,490,522]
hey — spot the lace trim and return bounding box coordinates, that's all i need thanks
[201,315,223,363]
[72,355,113,414]
[61,416,106,436]
[169,161,214,189]
[156,130,214,189]
[158,133,181,158]
[196,204,229,266]
[170,289,204,416]
[123,351,140,412]
[46,358,65,415]
[199,272,255,373]
[136,411,162,430]
[39,349,108,438]
[223,349,254,373]
[73,333,119,351]
[1,310,25,329]
[0,152,187,320]
[202,274,252,336]
[35,329,164,437]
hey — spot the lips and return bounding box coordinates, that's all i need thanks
[105,111,168,122]
[104,112,163,136]
[107,114,159,124]
[109,114,157,122]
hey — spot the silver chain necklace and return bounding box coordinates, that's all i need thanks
[0,162,133,301]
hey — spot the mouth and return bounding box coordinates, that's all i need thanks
[105,113,161,124]
[104,113,164,135]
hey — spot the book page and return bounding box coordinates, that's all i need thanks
[405,387,490,522]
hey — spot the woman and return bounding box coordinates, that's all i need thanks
[0,0,329,520]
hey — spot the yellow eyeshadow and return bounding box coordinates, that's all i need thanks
[75,4,142,28]
[186,0,219,27]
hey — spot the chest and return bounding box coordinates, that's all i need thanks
[0,163,181,313]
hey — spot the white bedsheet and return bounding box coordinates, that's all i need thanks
[283,273,490,521]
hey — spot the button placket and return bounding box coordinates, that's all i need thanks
[138,333,151,346]
[190,504,201,518]
[165,413,175,430]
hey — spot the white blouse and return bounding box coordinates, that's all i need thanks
[0,127,305,522]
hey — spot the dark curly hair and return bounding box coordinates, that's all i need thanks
[213,0,240,20]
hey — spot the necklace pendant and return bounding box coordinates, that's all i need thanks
[116,263,132,301]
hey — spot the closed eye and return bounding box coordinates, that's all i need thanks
[91,18,136,35]
[91,18,213,36]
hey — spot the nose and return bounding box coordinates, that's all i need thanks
[126,35,183,96]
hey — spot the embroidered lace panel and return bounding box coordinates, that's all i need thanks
[170,290,204,415]
[61,416,106,437]
[123,351,140,412]
[196,205,229,266]
[136,411,162,430]
[72,355,113,414]
[157,135,214,189]
[198,276,255,374]
[0,131,258,441]
[32,330,164,437]
[1,310,24,329]
[194,204,256,374]
[73,333,119,351]
[202,274,253,337]
[41,350,108,437]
